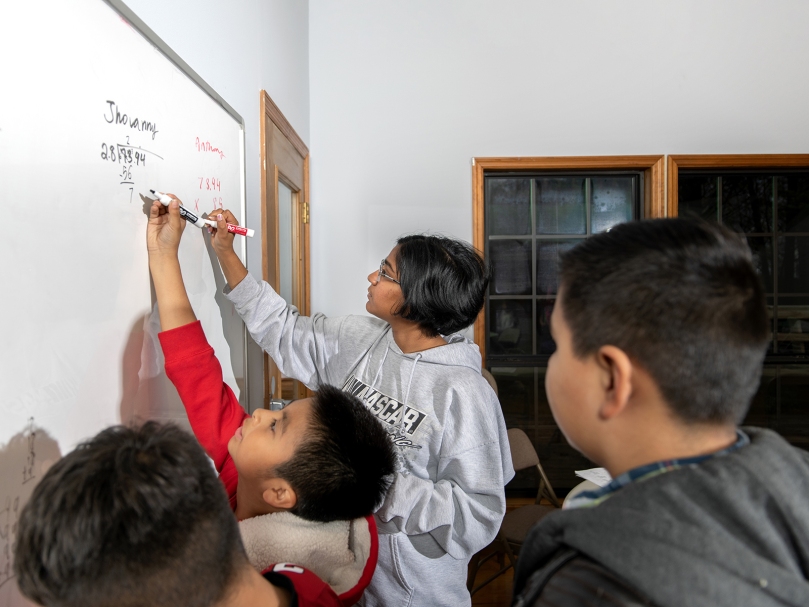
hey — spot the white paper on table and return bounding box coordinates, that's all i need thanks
[575,467,612,487]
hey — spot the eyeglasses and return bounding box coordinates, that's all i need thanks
[377,259,400,284]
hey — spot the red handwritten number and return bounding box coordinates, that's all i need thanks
[198,177,221,191]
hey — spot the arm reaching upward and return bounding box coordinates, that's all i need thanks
[208,208,248,290]
[146,196,197,330]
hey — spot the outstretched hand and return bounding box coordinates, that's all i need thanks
[207,208,239,258]
[147,194,185,258]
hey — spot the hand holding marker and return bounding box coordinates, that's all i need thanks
[150,190,254,237]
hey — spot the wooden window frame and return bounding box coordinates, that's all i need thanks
[472,156,665,361]
[668,154,809,217]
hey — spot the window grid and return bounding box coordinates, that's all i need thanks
[484,171,642,491]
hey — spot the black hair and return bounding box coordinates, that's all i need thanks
[393,234,490,337]
[14,422,245,607]
[274,385,396,522]
[559,217,770,425]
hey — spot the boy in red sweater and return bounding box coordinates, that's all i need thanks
[147,196,396,605]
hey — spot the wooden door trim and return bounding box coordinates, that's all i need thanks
[668,154,809,217]
[262,92,309,159]
[259,90,311,404]
[471,155,665,363]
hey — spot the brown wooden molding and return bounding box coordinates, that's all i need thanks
[472,160,487,361]
[261,90,309,159]
[472,155,666,362]
[668,154,809,216]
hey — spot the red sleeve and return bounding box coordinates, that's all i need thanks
[262,564,342,607]
[158,321,247,501]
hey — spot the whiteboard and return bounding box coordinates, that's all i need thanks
[0,1,247,601]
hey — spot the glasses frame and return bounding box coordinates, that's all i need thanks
[377,259,400,284]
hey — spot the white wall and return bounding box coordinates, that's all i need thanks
[309,0,809,319]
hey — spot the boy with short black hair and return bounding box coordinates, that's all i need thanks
[512,218,809,607]
[147,197,395,603]
[14,421,305,607]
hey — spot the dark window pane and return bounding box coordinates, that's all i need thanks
[779,366,809,446]
[488,178,531,235]
[745,236,775,292]
[743,366,778,429]
[776,297,809,355]
[778,174,809,233]
[537,240,577,295]
[537,300,556,355]
[722,175,772,233]
[679,175,718,222]
[490,240,532,295]
[591,177,634,233]
[536,178,586,235]
[749,366,809,447]
[491,367,535,426]
[779,237,809,294]
[766,296,775,355]
[489,299,533,356]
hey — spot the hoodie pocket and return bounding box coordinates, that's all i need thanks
[388,534,415,602]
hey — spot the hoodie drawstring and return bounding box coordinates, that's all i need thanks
[370,344,390,389]
[398,353,422,435]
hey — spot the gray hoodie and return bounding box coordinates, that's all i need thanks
[226,274,515,607]
[513,427,809,607]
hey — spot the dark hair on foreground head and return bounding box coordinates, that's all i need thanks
[275,384,396,522]
[393,234,490,337]
[14,422,245,607]
[559,217,770,425]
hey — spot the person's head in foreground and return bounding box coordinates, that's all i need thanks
[546,217,770,474]
[228,384,396,522]
[366,233,489,337]
[14,421,290,607]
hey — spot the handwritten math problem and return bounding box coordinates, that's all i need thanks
[100,99,164,202]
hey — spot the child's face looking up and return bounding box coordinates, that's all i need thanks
[228,398,313,480]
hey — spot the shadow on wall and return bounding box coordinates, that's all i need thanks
[0,422,61,607]
[118,289,190,434]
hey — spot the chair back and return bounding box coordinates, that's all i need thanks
[481,368,498,396]
[507,428,539,471]
[506,428,561,508]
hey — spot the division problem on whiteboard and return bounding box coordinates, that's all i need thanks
[100,100,164,202]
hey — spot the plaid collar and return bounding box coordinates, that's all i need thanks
[564,429,750,510]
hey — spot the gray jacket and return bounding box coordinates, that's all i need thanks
[226,274,514,607]
[513,427,809,607]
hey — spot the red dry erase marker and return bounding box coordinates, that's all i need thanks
[207,216,255,238]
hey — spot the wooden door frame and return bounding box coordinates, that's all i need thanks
[471,155,666,362]
[668,154,809,217]
[259,91,310,404]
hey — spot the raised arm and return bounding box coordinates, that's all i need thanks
[208,208,248,290]
[146,196,196,330]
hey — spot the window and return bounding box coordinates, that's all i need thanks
[671,155,809,451]
[473,156,664,493]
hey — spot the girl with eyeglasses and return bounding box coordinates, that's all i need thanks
[209,211,514,607]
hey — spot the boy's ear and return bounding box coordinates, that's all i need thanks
[262,479,298,511]
[596,345,634,421]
